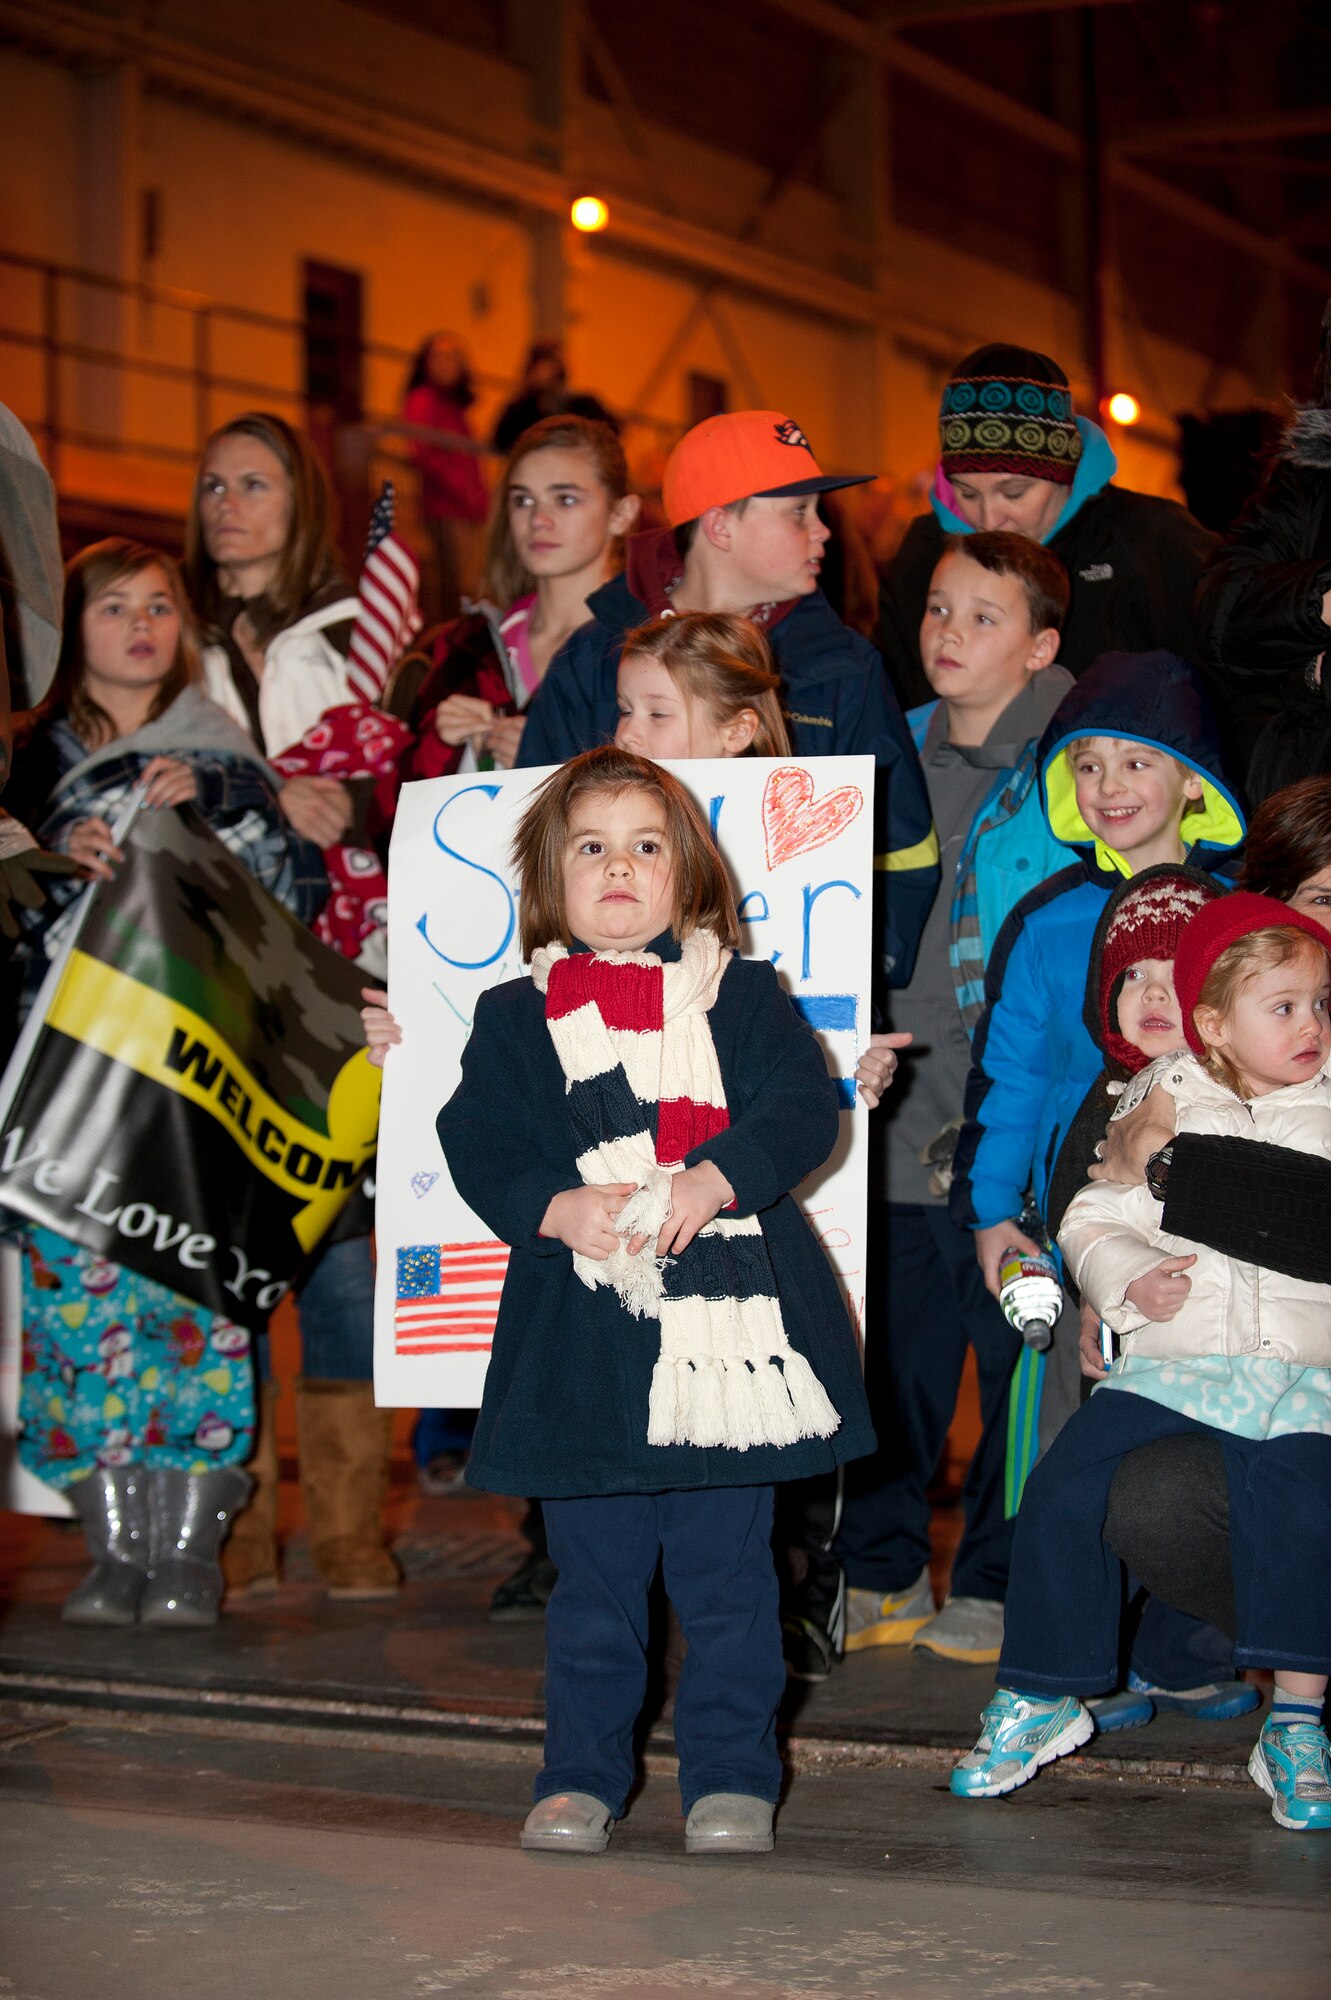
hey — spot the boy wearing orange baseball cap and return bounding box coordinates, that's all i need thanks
[517,409,939,985]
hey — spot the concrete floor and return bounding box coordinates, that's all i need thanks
[1,1710,1328,2000]
[0,1490,1262,1778]
[2,1484,1328,1997]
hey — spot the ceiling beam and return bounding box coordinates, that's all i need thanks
[1114,106,1331,153]
[873,0,1133,25]
[761,0,1330,286]
[0,0,878,328]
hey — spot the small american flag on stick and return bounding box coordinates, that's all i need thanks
[346,481,422,705]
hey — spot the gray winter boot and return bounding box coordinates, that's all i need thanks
[139,1467,253,1628]
[63,1465,151,1626]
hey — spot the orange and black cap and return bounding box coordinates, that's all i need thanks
[662,410,874,527]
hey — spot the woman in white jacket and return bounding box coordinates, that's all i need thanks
[183,413,398,1603]
[186,412,358,838]
[952,891,1331,1833]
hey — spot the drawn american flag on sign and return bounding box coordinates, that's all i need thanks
[347,480,422,706]
[394,1241,509,1356]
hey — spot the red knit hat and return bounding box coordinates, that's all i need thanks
[1173,891,1331,1059]
[1098,867,1221,1073]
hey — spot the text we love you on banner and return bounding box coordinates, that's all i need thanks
[373,756,874,1407]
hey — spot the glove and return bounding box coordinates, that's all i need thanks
[0,813,81,940]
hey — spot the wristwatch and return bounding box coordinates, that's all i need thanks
[1145,1142,1174,1203]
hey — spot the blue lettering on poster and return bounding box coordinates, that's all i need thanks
[416,785,516,969]
[801,880,861,981]
[789,993,858,1034]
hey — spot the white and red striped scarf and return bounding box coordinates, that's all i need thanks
[532,930,840,1452]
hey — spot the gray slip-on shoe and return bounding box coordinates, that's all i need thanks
[521,1792,614,1854]
[684,1792,775,1855]
[912,1594,1004,1664]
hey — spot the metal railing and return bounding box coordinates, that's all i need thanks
[0,247,677,505]
[0,245,476,481]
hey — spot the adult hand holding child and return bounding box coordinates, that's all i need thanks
[1088,1081,1176,1186]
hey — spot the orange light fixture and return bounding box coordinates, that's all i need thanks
[1106,391,1141,427]
[570,195,609,233]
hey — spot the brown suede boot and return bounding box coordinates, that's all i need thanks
[294,1378,402,1599]
[222,1380,281,1598]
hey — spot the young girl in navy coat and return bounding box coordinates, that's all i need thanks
[435,744,874,1856]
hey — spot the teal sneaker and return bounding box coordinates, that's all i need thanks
[950,1691,1094,1799]
[1087,1686,1156,1734]
[1248,1718,1331,1831]
[1127,1671,1261,1722]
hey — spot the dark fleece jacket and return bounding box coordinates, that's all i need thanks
[880,484,1215,714]
[1194,404,1331,753]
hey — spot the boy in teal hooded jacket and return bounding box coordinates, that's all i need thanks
[949,650,1245,1513]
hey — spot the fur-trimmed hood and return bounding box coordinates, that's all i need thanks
[1279,296,1331,467]
[1281,402,1331,471]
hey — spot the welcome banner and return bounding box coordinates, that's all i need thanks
[0,805,380,1327]
[374,757,874,1407]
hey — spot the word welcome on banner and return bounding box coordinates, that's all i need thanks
[0,806,381,1329]
[374,757,873,1408]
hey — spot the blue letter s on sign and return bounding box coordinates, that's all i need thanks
[416,785,516,969]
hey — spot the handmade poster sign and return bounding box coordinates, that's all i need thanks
[373,757,874,1407]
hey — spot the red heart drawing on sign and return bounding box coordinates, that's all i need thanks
[762,765,865,869]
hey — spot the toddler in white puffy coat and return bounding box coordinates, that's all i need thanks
[952,892,1331,1833]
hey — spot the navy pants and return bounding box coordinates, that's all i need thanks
[255,1234,376,1383]
[1000,1387,1331,1697]
[838,1203,1022,1600]
[540,1486,785,1818]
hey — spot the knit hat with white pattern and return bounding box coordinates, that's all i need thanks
[1099,864,1222,1073]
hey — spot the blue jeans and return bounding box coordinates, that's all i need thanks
[255,1235,376,1383]
[838,1203,1022,1600]
[412,1408,477,1464]
[1000,1387,1331,1697]
[1129,1597,1236,1690]
[539,1486,785,1817]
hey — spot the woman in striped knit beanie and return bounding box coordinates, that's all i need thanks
[436,745,874,1859]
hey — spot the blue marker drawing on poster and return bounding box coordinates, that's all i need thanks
[790,993,858,1034]
[789,995,860,1112]
[801,880,861,981]
[416,785,516,970]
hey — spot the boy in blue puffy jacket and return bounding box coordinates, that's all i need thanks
[833,532,1074,1673]
[949,652,1246,1547]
